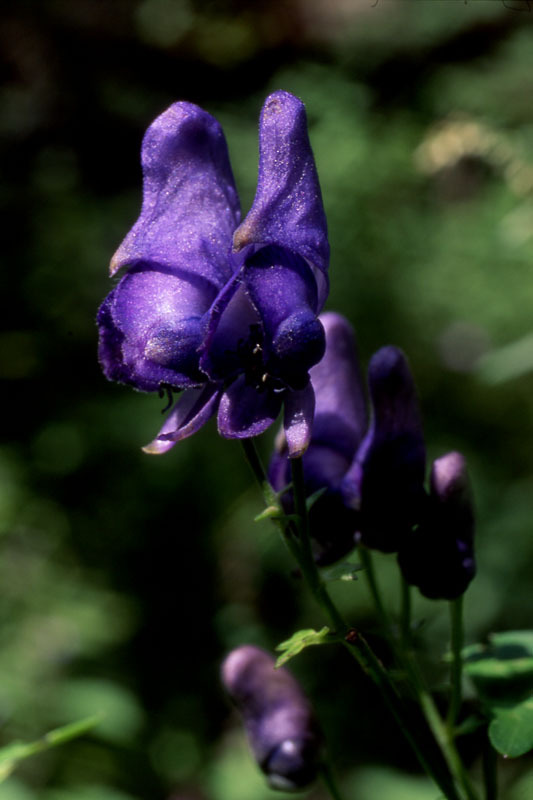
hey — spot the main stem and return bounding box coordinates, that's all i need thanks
[362,551,479,800]
[242,440,461,800]
[448,597,465,733]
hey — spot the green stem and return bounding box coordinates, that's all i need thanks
[401,577,412,649]
[356,548,479,800]
[359,546,392,632]
[241,438,277,506]
[448,597,464,733]
[246,442,462,800]
[319,760,346,800]
[482,729,498,800]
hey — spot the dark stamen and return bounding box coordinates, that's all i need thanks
[158,382,174,413]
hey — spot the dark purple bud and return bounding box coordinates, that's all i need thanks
[221,645,322,791]
[398,451,476,600]
[342,346,426,552]
[270,313,365,564]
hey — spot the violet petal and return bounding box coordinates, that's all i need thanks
[217,376,283,439]
[233,91,329,308]
[309,312,368,461]
[244,246,325,390]
[110,102,240,289]
[143,384,220,453]
[99,264,213,391]
[283,383,315,458]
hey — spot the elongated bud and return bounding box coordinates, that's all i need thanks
[398,451,476,599]
[342,346,426,552]
[221,645,322,791]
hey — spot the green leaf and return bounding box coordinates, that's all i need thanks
[305,487,327,511]
[463,631,533,758]
[0,715,103,784]
[489,696,533,758]
[463,630,533,700]
[453,715,486,738]
[320,561,362,582]
[254,505,282,522]
[275,627,332,667]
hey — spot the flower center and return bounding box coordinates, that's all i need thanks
[235,324,286,394]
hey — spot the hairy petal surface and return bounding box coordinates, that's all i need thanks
[218,376,283,439]
[244,246,325,390]
[221,645,322,791]
[233,91,329,308]
[309,312,367,460]
[110,101,240,288]
[283,383,315,458]
[98,264,214,391]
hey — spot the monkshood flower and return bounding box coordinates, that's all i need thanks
[97,91,329,457]
[398,451,476,600]
[221,645,322,791]
[270,312,426,562]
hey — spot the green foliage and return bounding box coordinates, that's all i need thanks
[275,627,333,667]
[0,716,102,783]
[464,631,533,757]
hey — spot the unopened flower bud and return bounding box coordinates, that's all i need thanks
[221,645,322,791]
[398,451,476,599]
[342,346,427,552]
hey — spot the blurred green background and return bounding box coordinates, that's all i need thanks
[1,1,533,798]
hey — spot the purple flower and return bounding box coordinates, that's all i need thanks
[98,92,329,457]
[270,312,426,562]
[221,645,322,790]
[398,451,476,600]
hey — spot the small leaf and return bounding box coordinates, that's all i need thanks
[275,627,332,667]
[454,715,486,738]
[321,561,362,582]
[305,487,327,511]
[254,505,282,522]
[489,696,533,758]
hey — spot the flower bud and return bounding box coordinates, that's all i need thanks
[221,645,322,791]
[342,346,427,552]
[398,451,476,599]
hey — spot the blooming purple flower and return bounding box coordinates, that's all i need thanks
[270,312,426,562]
[221,645,322,790]
[398,451,476,599]
[98,92,329,457]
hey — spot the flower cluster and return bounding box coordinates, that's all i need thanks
[270,313,476,599]
[98,95,475,601]
[221,645,322,790]
[98,92,329,458]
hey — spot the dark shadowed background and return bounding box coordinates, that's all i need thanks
[1,1,533,798]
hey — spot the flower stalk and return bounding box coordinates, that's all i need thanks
[243,439,463,800]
